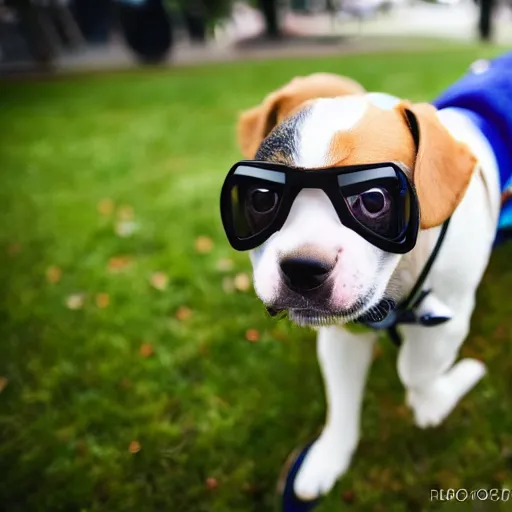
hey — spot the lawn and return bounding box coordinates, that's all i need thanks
[1,44,512,512]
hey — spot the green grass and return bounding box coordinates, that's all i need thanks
[1,44,512,512]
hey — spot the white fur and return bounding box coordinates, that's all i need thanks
[366,92,402,110]
[246,91,502,500]
[290,103,501,500]
[296,97,368,168]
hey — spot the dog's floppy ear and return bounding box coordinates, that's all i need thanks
[396,101,477,229]
[237,73,366,159]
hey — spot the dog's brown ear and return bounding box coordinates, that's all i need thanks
[396,101,477,229]
[237,73,366,159]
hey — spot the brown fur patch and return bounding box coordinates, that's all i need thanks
[327,103,416,169]
[326,100,476,229]
[396,101,476,229]
[237,73,366,159]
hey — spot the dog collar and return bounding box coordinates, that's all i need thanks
[354,217,452,345]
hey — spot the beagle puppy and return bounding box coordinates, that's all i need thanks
[220,56,510,502]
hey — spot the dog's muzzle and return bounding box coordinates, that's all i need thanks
[279,257,333,293]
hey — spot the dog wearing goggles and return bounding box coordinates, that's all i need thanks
[220,67,505,502]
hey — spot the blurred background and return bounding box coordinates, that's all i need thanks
[1,1,512,511]
[0,0,511,71]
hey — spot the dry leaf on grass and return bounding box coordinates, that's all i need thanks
[107,256,133,273]
[97,198,115,216]
[66,294,85,310]
[75,439,89,458]
[493,324,508,340]
[139,343,154,358]
[205,477,218,490]
[95,293,110,308]
[342,491,356,504]
[195,236,214,254]
[222,277,235,294]
[175,306,192,321]
[46,265,62,284]
[245,329,260,342]
[117,205,134,221]
[150,272,168,291]
[372,345,383,360]
[120,377,132,389]
[115,221,138,238]
[7,243,21,256]
[234,273,251,292]
[128,441,141,454]
[215,258,234,272]
[0,377,8,393]
[198,343,209,356]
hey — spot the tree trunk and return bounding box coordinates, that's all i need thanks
[258,0,280,38]
[181,0,207,43]
[478,0,495,41]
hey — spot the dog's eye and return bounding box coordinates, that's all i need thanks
[249,188,279,214]
[355,188,390,218]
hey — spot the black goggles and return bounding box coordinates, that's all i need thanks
[220,160,420,254]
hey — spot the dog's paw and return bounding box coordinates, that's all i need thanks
[406,358,486,429]
[293,434,352,501]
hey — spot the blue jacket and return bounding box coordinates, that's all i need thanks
[432,52,512,245]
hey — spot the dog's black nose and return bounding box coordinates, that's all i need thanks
[279,257,332,292]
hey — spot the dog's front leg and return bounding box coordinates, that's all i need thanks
[398,296,486,429]
[294,326,377,500]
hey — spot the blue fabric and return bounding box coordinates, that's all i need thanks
[280,443,321,512]
[432,52,512,245]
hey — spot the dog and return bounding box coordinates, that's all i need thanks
[220,56,512,503]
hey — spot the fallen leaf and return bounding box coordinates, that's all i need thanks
[120,377,132,389]
[115,220,138,238]
[95,293,110,308]
[222,277,235,294]
[117,204,134,221]
[234,273,251,292]
[107,255,133,273]
[150,272,168,291]
[139,343,153,358]
[46,265,62,284]
[195,236,214,254]
[97,198,115,216]
[66,294,85,310]
[341,490,355,504]
[216,258,234,272]
[0,377,8,393]
[198,343,209,356]
[7,243,21,256]
[175,306,192,321]
[245,329,260,342]
[493,324,508,340]
[75,440,89,457]
[128,440,141,454]
[395,404,410,419]
[372,345,383,360]
[205,477,218,490]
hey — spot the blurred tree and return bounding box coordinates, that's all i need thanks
[116,0,173,63]
[257,0,280,38]
[165,0,232,41]
[478,0,495,41]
